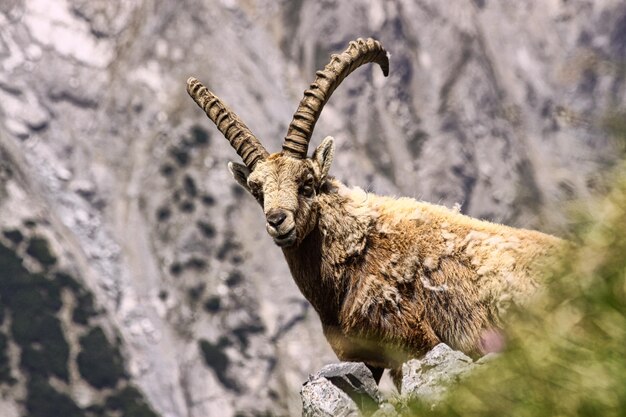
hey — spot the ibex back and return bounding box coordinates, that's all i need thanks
[187,38,563,384]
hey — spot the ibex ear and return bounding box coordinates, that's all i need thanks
[313,136,335,181]
[228,162,251,192]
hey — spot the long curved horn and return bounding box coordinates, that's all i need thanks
[187,77,269,169]
[282,38,390,158]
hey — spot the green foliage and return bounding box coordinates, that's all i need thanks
[0,332,12,384]
[55,272,99,324]
[0,240,25,276]
[0,242,70,381]
[25,236,57,266]
[55,271,82,291]
[77,327,126,389]
[73,291,98,325]
[2,228,23,245]
[105,386,159,417]
[0,242,157,416]
[8,282,69,381]
[402,168,626,417]
[19,329,70,382]
[26,376,82,417]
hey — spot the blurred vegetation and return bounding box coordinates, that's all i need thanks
[400,159,626,417]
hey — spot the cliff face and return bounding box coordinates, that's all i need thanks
[0,0,624,416]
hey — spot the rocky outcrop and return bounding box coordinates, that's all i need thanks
[400,344,496,406]
[0,163,158,417]
[301,344,495,417]
[302,362,383,417]
[1,0,624,416]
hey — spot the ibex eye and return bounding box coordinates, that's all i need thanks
[248,182,263,201]
[252,190,264,205]
[300,180,314,197]
[248,181,259,191]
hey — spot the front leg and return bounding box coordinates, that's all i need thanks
[389,367,403,391]
[322,323,394,380]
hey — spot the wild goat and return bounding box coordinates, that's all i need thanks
[186,38,563,384]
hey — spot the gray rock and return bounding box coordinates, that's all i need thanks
[304,362,383,416]
[302,377,361,417]
[311,362,384,405]
[401,344,475,404]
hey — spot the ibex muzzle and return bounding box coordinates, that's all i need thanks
[265,208,295,247]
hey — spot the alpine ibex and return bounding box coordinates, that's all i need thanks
[186,38,563,384]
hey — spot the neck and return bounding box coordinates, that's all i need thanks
[282,225,340,324]
[282,186,372,325]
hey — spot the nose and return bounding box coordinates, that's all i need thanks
[266,209,287,228]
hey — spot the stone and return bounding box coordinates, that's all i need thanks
[311,362,383,405]
[303,362,383,416]
[302,377,361,417]
[401,344,475,405]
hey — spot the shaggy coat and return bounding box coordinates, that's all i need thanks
[186,38,564,383]
[282,176,562,372]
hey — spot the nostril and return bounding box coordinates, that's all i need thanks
[267,211,287,228]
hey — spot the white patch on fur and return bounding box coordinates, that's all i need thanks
[476,265,492,275]
[444,241,456,255]
[423,256,438,270]
[420,276,448,292]
[441,231,457,241]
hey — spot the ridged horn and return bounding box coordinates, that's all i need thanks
[187,77,269,169]
[282,38,390,158]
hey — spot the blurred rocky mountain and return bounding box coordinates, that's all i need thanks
[0,0,624,416]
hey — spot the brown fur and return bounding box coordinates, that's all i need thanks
[189,38,561,384]
[228,136,564,378]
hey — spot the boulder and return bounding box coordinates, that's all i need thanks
[401,343,475,405]
[302,362,383,416]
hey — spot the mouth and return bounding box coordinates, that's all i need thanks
[273,228,296,247]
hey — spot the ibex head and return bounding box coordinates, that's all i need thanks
[187,38,389,247]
